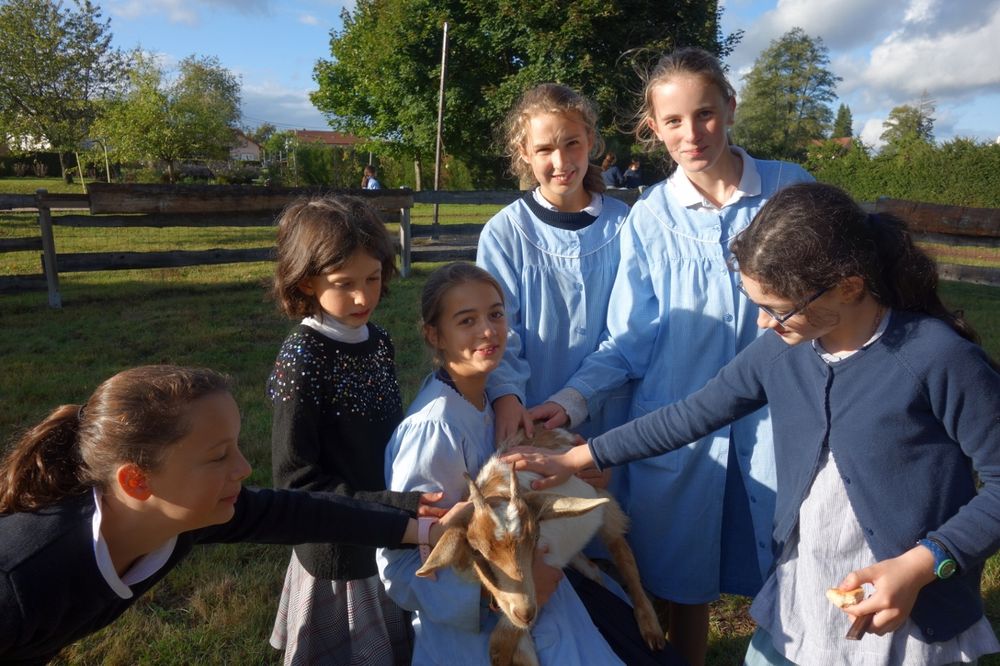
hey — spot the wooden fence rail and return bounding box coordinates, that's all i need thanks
[1,185,996,307]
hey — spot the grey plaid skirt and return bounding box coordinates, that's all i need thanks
[269,551,413,665]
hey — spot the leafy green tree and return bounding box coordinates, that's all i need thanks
[732,28,840,161]
[95,53,241,182]
[312,0,740,187]
[0,0,125,180]
[250,122,276,147]
[879,93,935,156]
[832,103,853,138]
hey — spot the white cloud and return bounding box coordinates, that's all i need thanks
[860,3,1000,99]
[859,117,886,150]
[241,82,329,131]
[299,13,320,25]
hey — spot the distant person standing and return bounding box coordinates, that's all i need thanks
[601,153,624,188]
[364,165,382,190]
[623,159,643,189]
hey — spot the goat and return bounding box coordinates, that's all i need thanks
[415,427,664,666]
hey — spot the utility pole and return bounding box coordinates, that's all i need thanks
[432,21,449,240]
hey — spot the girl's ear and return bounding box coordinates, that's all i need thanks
[726,95,737,126]
[116,464,152,501]
[836,276,867,302]
[297,276,316,297]
[423,323,440,350]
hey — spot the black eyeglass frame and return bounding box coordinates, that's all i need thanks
[737,281,829,325]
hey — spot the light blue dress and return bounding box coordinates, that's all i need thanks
[566,148,813,603]
[476,191,634,440]
[377,374,625,665]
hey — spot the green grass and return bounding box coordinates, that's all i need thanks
[1,211,999,664]
[0,175,96,195]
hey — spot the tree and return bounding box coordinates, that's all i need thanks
[732,28,840,161]
[0,0,125,180]
[95,54,241,182]
[879,92,935,155]
[311,0,740,187]
[832,103,853,138]
[250,122,276,147]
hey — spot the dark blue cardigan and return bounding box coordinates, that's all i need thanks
[592,311,1000,642]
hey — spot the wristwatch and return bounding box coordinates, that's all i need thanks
[917,537,957,580]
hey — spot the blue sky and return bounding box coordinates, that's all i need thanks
[104,0,1000,150]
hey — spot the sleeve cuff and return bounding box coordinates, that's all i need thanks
[548,387,588,428]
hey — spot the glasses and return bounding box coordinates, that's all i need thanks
[737,282,829,325]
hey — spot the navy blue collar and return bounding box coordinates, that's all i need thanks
[522,191,599,230]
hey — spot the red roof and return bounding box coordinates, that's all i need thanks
[293,130,362,146]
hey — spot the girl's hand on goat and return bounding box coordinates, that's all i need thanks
[417,491,448,517]
[502,445,595,490]
[533,544,564,607]
[527,401,569,430]
[493,394,535,443]
[834,545,937,635]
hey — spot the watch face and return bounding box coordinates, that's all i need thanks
[937,559,957,579]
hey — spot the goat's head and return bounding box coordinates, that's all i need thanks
[416,464,608,629]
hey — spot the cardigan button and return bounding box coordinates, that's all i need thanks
[842,476,851,485]
[865,527,874,536]
[926,627,935,637]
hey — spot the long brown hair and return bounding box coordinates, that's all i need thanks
[633,47,736,154]
[0,365,230,513]
[271,195,397,317]
[503,83,606,194]
[730,182,984,345]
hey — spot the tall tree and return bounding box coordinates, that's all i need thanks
[0,0,125,180]
[732,28,840,161]
[832,103,853,138]
[880,92,935,155]
[95,54,241,182]
[311,0,740,186]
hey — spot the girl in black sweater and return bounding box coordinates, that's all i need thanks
[0,364,455,665]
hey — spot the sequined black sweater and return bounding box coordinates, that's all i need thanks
[268,323,419,580]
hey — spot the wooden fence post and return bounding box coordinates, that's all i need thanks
[399,205,412,277]
[36,189,62,309]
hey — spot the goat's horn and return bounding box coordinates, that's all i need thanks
[508,463,520,501]
[465,472,489,512]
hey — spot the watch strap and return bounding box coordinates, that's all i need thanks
[418,516,438,580]
[917,537,958,579]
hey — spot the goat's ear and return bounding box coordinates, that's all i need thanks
[416,527,473,577]
[524,492,609,521]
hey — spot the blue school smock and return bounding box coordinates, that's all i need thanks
[377,375,625,665]
[566,148,813,602]
[476,192,633,440]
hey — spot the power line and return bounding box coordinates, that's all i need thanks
[240,114,331,131]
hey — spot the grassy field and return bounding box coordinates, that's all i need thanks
[2,193,999,664]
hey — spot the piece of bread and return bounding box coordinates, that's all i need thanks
[825,587,864,608]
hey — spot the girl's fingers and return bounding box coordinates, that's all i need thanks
[419,490,444,504]
[417,504,448,518]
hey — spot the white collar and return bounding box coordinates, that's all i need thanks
[667,146,761,210]
[814,308,892,363]
[92,487,177,599]
[302,313,370,344]
[531,188,603,216]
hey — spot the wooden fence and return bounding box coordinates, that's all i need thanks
[0,184,996,308]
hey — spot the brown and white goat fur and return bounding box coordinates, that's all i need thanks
[415,428,664,666]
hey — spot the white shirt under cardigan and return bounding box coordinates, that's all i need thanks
[750,310,999,665]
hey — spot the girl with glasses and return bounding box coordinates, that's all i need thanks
[508,182,1000,666]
